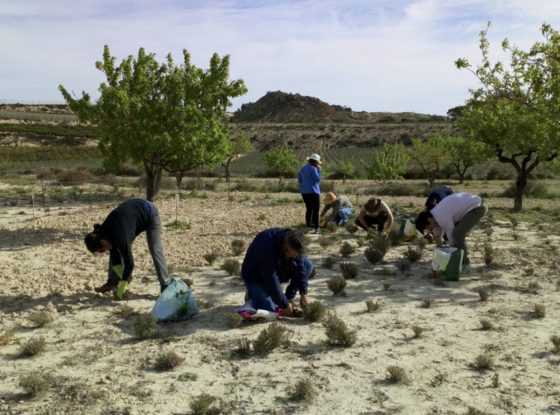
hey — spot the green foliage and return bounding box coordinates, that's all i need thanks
[323,313,356,347]
[366,144,410,180]
[59,45,246,200]
[133,314,158,340]
[225,312,243,329]
[287,379,317,404]
[231,239,246,256]
[339,261,359,279]
[18,337,46,358]
[190,394,223,415]
[331,159,357,181]
[447,136,490,182]
[19,373,52,398]
[339,241,355,258]
[456,23,560,211]
[154,351,184,371]
[221,259,241,276]
[263,145,298,178]
[386,366,410,384]
[327,275,347,296]
[409,136,451,186]
[253,323,288,356]
[303,302,327,323]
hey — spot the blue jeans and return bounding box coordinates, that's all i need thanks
[335,207,353,225]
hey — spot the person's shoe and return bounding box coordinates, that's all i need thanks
[94,283,116,293]
[312,228,320,235]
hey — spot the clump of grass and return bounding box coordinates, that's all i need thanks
[533,303,546,319]
[154,350,184,371]
[365,300,380,313]
[527,281,541,294]
[405,246,422,263]
[178,372,198,382]
[385,366,410,384]
[303,302,327,323]
[113,304,137,319]
[476,287,490,302]
[325,222,338,233]
[484,240,494,267]
[287,378,317,404]
[0,330,15,347]
[319,236,335,248]
[466,407,487,415]
[480,319,494,331]
[322,255,337,269]
[133,314,158,340]
[204,251,219,265]
[190,393,223,415]
[232,338,252,359]
[550,335,560,354]
[18,373,52,398]
[231,239,246,256]
[28,310,55,328]
[253,323,288,356]
[345,223,358,234]
[364,247,384,265]
[323,313,356,347]
[221,259,241,276]
[367,231,391,255]
[420,298,433,308]
[18,336,46,358]
[327,275,347,296]
[339,261,359,279]
[339,242,355,258]
[472,353,495,371]
[225,312,243,329]
[411,325,423,339]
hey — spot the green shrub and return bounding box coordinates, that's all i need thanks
[190,393,223,415]
[19,373,52,398]
[322,256,337,269]
[327,275,347,296]
[253,323,288,356]
[287,378,317,404]
[303,302,327,323]
[19,336,46,358]
[339,262,359,279]
[133,314,158,340]
[323,313,356,347]
[154,351,184,371]
[364,247,384,265]
[204,251,219,265]
[225,312,243,329]
[472,353,494,371]
[28,310,55,328]
[221,259,241,276]
[534,303,546,319]
[366,300,381,313]
[231,239,246,256]
[386,366,410,384]
[339,242,356,258]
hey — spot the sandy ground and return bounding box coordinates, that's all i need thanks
[1,191,560,415]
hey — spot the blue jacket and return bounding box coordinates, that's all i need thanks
[241,228,309,308]
[426,186,453,209]
[298,163,320,194]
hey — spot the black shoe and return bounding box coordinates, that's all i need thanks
[94,283,116,293]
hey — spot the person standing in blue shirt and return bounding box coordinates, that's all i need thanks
[298,154,321,233]
[241,228,314,315]
[425,185,454,210]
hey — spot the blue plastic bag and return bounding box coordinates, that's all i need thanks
[151,278,199,322]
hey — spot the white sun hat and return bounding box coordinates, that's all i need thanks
[308,153,322,164]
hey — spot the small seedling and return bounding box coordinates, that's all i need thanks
[322,255,337,269]
[19,336,46,358]
[365,300,380,313]
[476,287,489,302]
[28,310,55,328]
[232,338,252,358]
[484,241,494,267]
[339,261,359,279]
[339,242,355,258]
[287,378,316,404]
[411,325,423,339]
[480,319,494,331]
[472,353,494,371]
[225,312,243,329]
[364,247,384,265]
[204,251,219,265]
[550,335,560,354]
[385,366,410,384]
[345,223,358,234]
[420,298,433,308]
[222,259,241,276]
[190,393,223,415]
[253,323,288,356]
[534,303,546,319]
[323,313,356,347]
[492,373,500,388]
[231,239,246,256]
[154,350,184,371]
[327,275,347,296]
[303,302,327,323]
[405,246,422,263]
[114,304,137,319]
[133,314,158,340]
[19,373,52,398]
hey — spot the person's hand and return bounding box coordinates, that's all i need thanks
[279,303,294,317]
[300,295,309,309]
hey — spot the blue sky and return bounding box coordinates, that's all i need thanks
[1,0,559,114]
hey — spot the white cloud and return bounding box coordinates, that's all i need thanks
[1,0,559,114]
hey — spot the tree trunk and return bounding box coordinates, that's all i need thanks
[144,162,162,201]
[224,158,232,184]
[513,171,528,212]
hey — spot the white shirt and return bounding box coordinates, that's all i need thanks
[431,192,482,245]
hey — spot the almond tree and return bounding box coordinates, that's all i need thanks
[447,137,490,183]
[456,23,560,211]
[409,136,450,187]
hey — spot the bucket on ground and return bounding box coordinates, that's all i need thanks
[432,246,464,281]
[151,277,199,322]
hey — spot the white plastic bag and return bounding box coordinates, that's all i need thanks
[432,246,463,272]
[151,277,199,322]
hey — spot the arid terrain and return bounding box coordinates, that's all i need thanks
[1,180,560,415]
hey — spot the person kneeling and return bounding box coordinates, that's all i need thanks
[355,197,394,236]
[320,192,353,227]
[241,228,314,316]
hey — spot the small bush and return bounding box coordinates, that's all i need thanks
[19,373,52,398]
[323,313,356,347]
[28,310,55,328]
[367,232,391,255]
[534,303,546,319]
[327,275,347,296]
[527,281,541,294]
[420,298,433,309]
[133,314,158,340]
[231,239,246,256]
[480,319,494,331]
[364,247,384,265]
[204,251,219,265]
[322,255,337,269]
[472,353,494,371]
[222,259,241,276]
[303,302,327,323]
[190,393,223,415]
[19,336,46,358]
[0,330,14,347]
[232,338,252,359]
[385,366,410,384]
[287,378,316,404]
[339,261,359,279]
[476,287,489,302]
[319,236,336,248]
[411,325,423,339]
[154,351,184,371]
[225,312,243,329]
[550,335,560,354]
[405,246,422,263]
[339,242,355,258]
[484,241,494,267]
[345,223,358,234]
[253,323,288,356]
[366,300,380,313]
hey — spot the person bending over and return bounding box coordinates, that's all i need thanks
[241,228,314,316]
[320,192,353,226]
[298,154,321,233]
[84,198,170,296]
[355,197,394,235]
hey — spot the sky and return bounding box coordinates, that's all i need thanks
[1,0,560,114]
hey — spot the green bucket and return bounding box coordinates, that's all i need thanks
[432,247,464,281]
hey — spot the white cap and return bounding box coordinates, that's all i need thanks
[308,153,321,164]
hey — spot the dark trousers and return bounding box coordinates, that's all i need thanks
[301,193,320,229]
[452,205,487,265]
